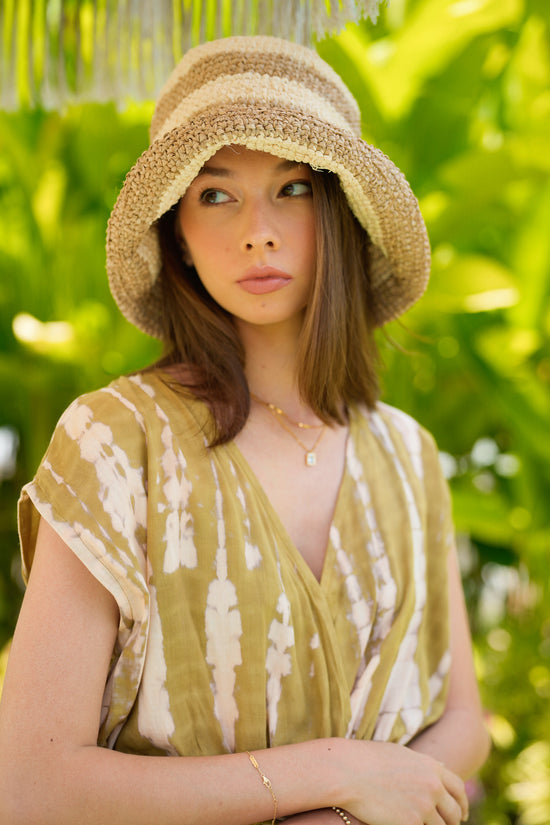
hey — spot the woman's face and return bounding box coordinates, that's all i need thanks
[176,146,316,333]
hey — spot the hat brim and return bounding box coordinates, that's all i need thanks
[107,103,430,338]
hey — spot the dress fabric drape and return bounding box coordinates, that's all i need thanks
[18,371,452,759]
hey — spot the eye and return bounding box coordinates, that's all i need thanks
[199,188,232,205]
[280,181,312,198]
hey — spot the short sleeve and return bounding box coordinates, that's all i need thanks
[17,381,151,744]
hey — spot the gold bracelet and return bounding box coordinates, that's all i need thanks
[247,751,278,825]
[332,807,352,824]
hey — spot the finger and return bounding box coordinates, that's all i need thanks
[440,767,469,821]
[436,792,466,825]
[424,811,447,825]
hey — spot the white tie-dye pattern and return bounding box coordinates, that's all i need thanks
[20,376,453,756]
[345,432,397,738]
[23,491,150,750]
[420,519,454,720]
[103,384,146,430]
[128,380,199,573]
[43,460,110,538]
[379,402,424,481]
[330,525,372,655]
[232,463,262,570]
[427,650,452,715]
[137,569,177,754]
[56,398,148,571]
[158,420,197,573]
[60,401,148,539]
[369,411,428,743]
[204,461,243,752]
[128,374,156,397]
[244,539,262,570]
[29,497,146,622]
[266,592,295,740]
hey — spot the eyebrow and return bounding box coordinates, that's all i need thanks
[197,158,304,178]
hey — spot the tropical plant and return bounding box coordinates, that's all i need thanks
[1,1,549,822]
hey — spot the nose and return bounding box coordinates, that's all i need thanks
[240,199,280,252]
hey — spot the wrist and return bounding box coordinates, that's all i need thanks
[316,738,356,809]
[320,737,368,813]
[332,806,352,824]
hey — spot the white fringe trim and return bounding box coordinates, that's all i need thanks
[0,0,385,109]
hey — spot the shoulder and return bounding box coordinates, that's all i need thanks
[47,376,150,465]
[357,401,439,457]
[54,371,207,445]
[353,401,446,492]
[57,376,145,432]
[60,372,167,424]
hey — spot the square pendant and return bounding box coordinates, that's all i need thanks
[305,451,317,467]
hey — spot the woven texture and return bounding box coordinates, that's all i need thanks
[106,35,431,338]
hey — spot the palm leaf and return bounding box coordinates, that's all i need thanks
[0,0,384,108]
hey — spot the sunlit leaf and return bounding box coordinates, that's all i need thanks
[509,183,550,329]
[507,741,550,825]
[336,0,523,118]
[429,253,519,312]
[475,326,542,372]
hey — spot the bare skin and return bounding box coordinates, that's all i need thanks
[0,518,485,825]
[0,148,490,825]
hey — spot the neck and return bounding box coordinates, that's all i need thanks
[237,317,314,421]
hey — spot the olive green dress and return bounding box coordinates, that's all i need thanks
[18,372,452,759]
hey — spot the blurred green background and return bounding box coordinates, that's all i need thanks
[1,1,549,822]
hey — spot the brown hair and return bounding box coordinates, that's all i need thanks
[153,169,379,446]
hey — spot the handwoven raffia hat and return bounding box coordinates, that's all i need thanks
[106,35,431,338]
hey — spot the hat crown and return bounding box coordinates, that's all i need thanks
[150,35,362,144]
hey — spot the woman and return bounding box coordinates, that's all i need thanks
[0,36,489,825]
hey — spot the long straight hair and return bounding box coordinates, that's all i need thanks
[153,169,379,446]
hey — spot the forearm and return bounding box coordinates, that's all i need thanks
[1,728,471,825]
[0,738,346,825]
[408,707,491,779]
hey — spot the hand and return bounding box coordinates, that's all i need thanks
[337,740,469,825]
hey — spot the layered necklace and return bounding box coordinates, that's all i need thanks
[251,394,327,467]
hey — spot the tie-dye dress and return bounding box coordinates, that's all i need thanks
[18,371,453,758]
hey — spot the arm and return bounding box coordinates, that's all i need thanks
[408,547,491,777]
[0,519,334,825]
[0,519,469,825]
[284,549,489,825]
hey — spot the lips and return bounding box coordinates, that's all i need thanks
[237,266,292,295]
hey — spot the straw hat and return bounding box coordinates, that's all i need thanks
[106,35,430,338]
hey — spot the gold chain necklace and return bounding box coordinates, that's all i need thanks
[251,393,327,466]
[250,393,324,429]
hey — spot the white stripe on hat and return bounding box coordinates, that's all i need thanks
[154,72,357,143]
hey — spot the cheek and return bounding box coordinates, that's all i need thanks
[177,220,209,267]
[190,231,232,269]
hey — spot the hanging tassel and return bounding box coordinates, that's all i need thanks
[0,0,385,110]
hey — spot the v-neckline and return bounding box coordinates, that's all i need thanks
[225,411,355,589]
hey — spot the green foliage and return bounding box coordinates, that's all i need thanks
[0,101,162,642]
[1,2,549,822]
[317,2,550,822]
